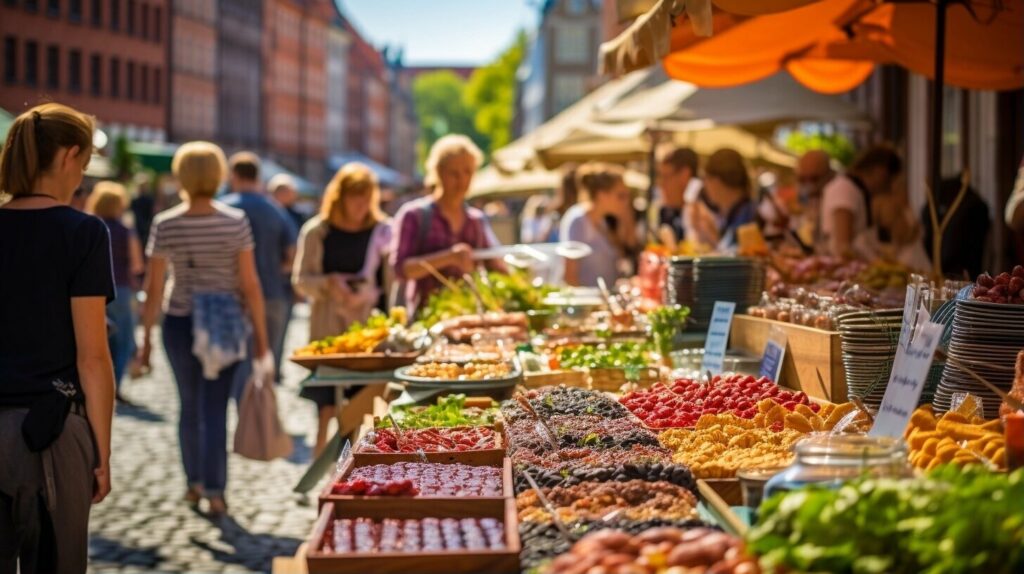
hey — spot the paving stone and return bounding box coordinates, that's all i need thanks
[88,311,321,573]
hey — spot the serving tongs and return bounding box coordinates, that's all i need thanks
[515,393,564,458]
[521,468,573,543]
[386,414,429,463]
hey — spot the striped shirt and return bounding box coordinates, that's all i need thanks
[146,202,254,316]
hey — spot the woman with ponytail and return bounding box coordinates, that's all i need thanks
[0,103,115,573]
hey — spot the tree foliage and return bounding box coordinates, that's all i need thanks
[412,71,488,169]
[783,129,856,167]
[464,30,527,153]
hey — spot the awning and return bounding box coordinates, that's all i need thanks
[128,141,179,173]
[327,152,412,188]
[468,164,650,200]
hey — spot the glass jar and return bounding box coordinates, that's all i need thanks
[764,434,911,499]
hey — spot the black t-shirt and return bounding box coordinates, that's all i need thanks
[0,206,115,406]
[322,224,385,311]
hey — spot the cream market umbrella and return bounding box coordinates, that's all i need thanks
[468,164,651,200]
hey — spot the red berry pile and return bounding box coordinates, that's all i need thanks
[972,266,1024,304]
[620,374,818,429]
[328,517,505,553]
[333,462,503,497]
[358,427,497,453]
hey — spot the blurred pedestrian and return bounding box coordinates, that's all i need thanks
[293,163,391,456]
[820,144,902,257]
[702,148,758,251]
[922,174,990,278]
[137,142,269,517]
[0,102,114,573]
[222,153,297,389]
[270,174,307,231]
[561,162,635,287]
[792,149,833,246]
[656,147,702,244]
[1007,155,1024,234]
[86,181,144,403]
[521,165,579,244]
[392,135,504,312]
[131,182,157,249]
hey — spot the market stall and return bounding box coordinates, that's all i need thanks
[274,258,1024,574]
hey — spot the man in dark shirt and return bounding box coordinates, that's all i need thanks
[269,174,307,232]
[221,153,297,389]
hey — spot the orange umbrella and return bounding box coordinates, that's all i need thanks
[662,0,1024,92]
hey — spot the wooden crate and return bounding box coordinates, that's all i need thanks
[588,367,661,393]
[729,315,846,402]
[701,478,743,507]
[521,369,588,389]
[306,499,521,574]
[320,457,513,510]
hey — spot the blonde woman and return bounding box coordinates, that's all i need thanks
[391,134,504,311]
[293,163,391,456]
[137,141,268,517]
[86,182,144,401]
[0,103,114,573]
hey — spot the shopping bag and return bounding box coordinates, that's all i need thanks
[234,355,293,461]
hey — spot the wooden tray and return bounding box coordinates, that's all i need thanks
[320,457,513,510]
[290,351,421,372]
[353,425,506,466]
[729,314,846,402]
[521,369,588,389]
[697,479,748,536]
[589,367,661,392]
[306,499,521,574]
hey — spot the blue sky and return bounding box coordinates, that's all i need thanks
[339,0,539,65]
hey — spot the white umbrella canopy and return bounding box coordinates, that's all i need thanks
[598,70,870,127]
[536,120,797,169]
[468,164,651,200]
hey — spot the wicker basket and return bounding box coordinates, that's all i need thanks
[588,367,661,392]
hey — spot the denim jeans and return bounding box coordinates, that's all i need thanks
[107,285,137,389]
[232,298,290,401]
[162,314,239,497]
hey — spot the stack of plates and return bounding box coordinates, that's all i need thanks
[664,257,765,329]
[935,299,1024,418]
[836,309,904,409]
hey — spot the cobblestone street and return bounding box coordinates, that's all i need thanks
[88,307,322,574]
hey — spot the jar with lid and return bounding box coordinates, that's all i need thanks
[763,434,911,499]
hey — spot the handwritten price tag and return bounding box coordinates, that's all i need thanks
[759,326,787,383]
[870,317,943,438]
[702,301,736,376]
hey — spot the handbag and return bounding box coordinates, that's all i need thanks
[233,355,293,461]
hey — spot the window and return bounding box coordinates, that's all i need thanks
[126,60,134,99]
[46,45,59,89]
[90,0,101,26]
[90,53,101,95]
[141,3,148,39]
[126,0,134,35]
[109,0,119,31]
[3,37,16,84]
[110,56,119,97]
[24,40,37,87]
[153,67,160,103]
[46,0,58,18]
[4,0,18,7]
[556,23,589,64]
[141,64,148,101]
[153,6,161,42]
[552,74,585,114]
[69,0,81,21]
[25,0,38,12]
[68,49,81,92]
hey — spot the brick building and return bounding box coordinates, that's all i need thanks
[1,0,168,142]
[168,0,216,142]
[342,18,389,167]
[217,0,262,152]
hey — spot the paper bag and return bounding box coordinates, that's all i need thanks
[234,355,293,461]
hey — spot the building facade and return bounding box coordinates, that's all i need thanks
[342,18,389,167]
[516,0,602,137]
[169,0,216,142]
[1,0,169,142]
[325,17,349,163]
[217,0,262,153]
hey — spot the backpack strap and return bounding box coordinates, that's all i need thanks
[415,200,434,252]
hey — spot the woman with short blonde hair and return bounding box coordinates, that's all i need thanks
[0,102,113,573]
[391,134,503,310]
[87,181,144,402]
[293,162,392,456]
[137,141,268,516]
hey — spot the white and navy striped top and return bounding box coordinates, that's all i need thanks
[146,202,255,316]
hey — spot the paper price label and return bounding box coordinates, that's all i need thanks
[759,326,787,383]
[870,319,943,438]
[702,301,736,376]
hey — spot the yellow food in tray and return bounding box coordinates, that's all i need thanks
[904,405,1006,471]
[405,361,512,381]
